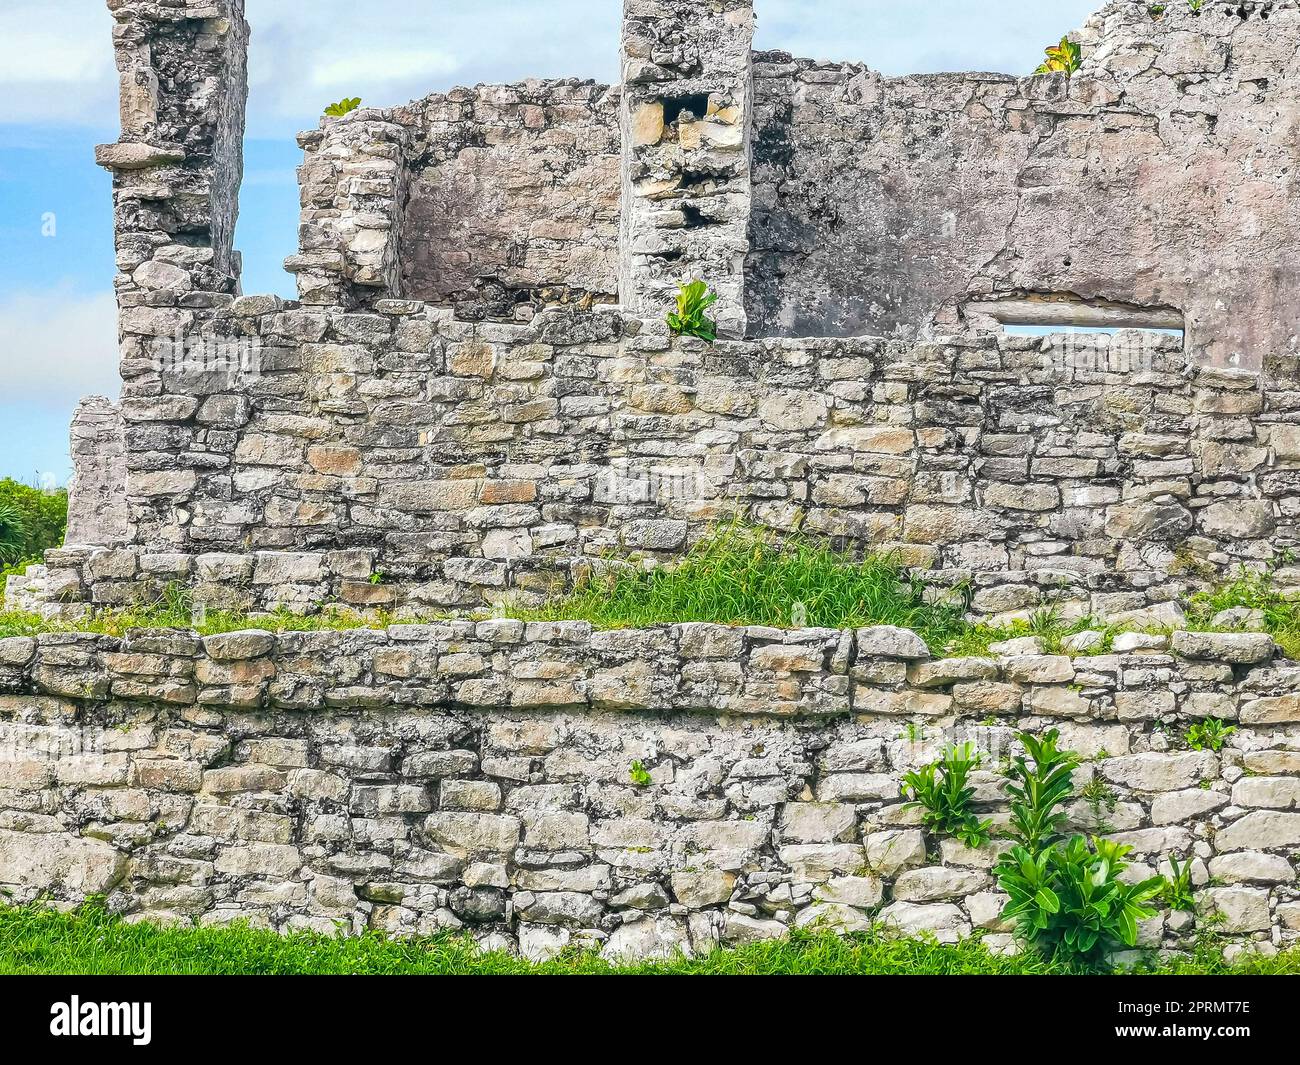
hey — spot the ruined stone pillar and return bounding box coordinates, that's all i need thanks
[96,0,249,303]
[286,113,412,308]
[619,0,755,338]
[93,0,250,550]
[64,397,129,548]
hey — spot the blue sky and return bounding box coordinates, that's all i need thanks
[0,0,1100,485]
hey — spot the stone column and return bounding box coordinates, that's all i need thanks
[286,112,412,308]
[619,0,755,338]
[64,398,129,548]
[96,0,249,303]
[94,0,250,549]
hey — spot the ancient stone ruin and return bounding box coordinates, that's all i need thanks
[2,0,1300,960]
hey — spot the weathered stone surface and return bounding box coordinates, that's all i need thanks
[1215,811,1300,853]
[425,813,522,856]
[855,627,930,660]
[1198,887,1271,934]
[778,802,858,844]
[1171,631,1275,665]
[863,830,926,877]
[878,901,969,944]
[1207,852,1295,885]
[0,830,126,898]
[1100,753,1216,793]
[892,866,987,903]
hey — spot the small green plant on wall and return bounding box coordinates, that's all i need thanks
[1161,854,1196,912]
[1184,718,1235,752]
[324,97,362,117]
[1035,36,1082,77]
[994,729,1165,963]
[629,760,653,787]
[901,742,994,849]
[666,279,718,343]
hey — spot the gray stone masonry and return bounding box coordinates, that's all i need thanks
[0,622,1296,960]
[65,397,128,548]
[32,314,1300,621]
[16,1,1300,962]
[620,0,755,338]
[747,0,1300,363]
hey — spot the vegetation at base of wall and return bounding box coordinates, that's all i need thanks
[941,607,1113,658]
[0,478,67,574]
[3,531,1300,663]
[908,728,1167,963]
[512,524,970,652]
[0,583,401,640]
[1,903,1295,976]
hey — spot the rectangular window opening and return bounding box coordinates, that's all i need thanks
[964,295,1186,345]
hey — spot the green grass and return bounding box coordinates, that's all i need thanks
[1185,567,1300,659]
[0,583,400,641]
[1,903,1295,975]
[513,524,971,653]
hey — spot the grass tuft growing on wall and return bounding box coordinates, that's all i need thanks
[1184,567,1300,659]
[513,524,970,652]
[1,903,1296,976]
[0,583,398,641]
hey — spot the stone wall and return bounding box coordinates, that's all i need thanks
[1,622,1296,959]
[746,1,1300,366]
[619,0,755,337]
[288,81,621,317]
[67,300,1297,618]
[399,82,621,317]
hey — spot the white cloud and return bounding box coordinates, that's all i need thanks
[0,2,118,127]
[310,48,462,90]
[0,288,119,407]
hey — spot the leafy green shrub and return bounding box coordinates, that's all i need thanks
[0,479,67,570]
[996,729,1164,961]
[629,760,652,787]
[1184,718,1235,753]
[0,501,25,566]
[666,279,718,343]
[901,742,993,848]
[1034,36,1082,76]
[324,97,362,117]
[998,836,1164,960]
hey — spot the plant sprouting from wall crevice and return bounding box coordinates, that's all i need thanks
[901,742,994,849]
[1034,36,1082,77]
[666,279,718,343]
[324,97,362,118]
